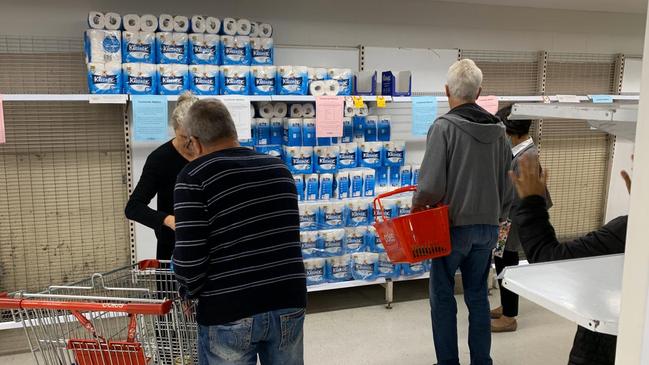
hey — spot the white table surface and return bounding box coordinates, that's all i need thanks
[502,254,623,335]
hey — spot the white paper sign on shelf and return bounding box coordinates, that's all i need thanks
[556,95,581,103]
[89,94,128,104]
[220,97,252,140]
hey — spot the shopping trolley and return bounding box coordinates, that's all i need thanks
[0,260,198,365]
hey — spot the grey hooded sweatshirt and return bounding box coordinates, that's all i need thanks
[413,103,514,227]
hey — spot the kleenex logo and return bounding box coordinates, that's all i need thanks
[193,45,215,55]
[225,47,245,56]
[386,151,404,159]
[225,77,246,86]
[255,78,275,86]
[161,76,183,85]
[128,76,151,86]
[194,77,214,86]
[292,157,311,165]
[253,49,271,58]
[127,43,151,54]
[318,157,336,165]
[93,75,117,84]
[363,151,380,159]
[162,44,185,54]
[282,77,303,87]
[351,210,368,219]
[332,266,348,274]
[306,268,323,276]
[300,213,315,223]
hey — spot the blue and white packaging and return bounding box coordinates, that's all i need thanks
[87,62,123,94]
[321,201,345,229]
[308,67,327,82]
[378,196,398,220]
[338,143,358,169]
[277,66,309,95]
[347,198,372,226]
[302,118,316,147]
[328,68,353,96]
[283,118,303,146]
[364,116,378,142]
[156,32,189,64]
[360,142,384,169]
[255,145,282,159]
[412,165,421,185]
[400,165,413,187]
[294,174,305,201]
[327,255,352,282]
[363,169,376,197]
[255,118,270,145]
[376,166,389,188]
[123,63,157,95]
[85,30,122,63]
[314,146,339,174]
[251,37,274,65]
[220,65,250,95]
[344,226,367,253]
[350,169,364,198]
[250,66,277,95]
[342,117,354,143]
[157,64,189,95]
[402,262,426,277]
[300,231,319,258]
[317,137,332,146]
[378,115,391,141]
[389,166,401,188]
[396,195,413,217]
[305,258,326,285]
[270,117,283,145]
[189,33,220,65]
[299,202,320,231]
[285,146,313,174]
[188,64,219,95]
[378,253,400,279]
[250,118,257,145]
[319,229,345,257]
[122,31,155,63]
[352,116,366,142]
[305,173,319,201]
[351,252,379,281]
[367,226,384,252]
[221,35,251,65]
[335,171,350,200]
[319,173,334,200]
[384,141,406,167]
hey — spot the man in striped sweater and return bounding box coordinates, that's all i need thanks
[173,99,307,365]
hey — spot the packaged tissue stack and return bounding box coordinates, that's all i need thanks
[328,68,353,96]
[87,62,123,94]
[251,37,274,65]
[277,66,309,95]
[189,65,220,95]
[122,31,155,63]
[156,32,189,64]
[221,36,251,65]
[85,29,122,64]
[189,33,220,65]
[220,65,250,95]
[123,63,157,94]
[250,66,277,95]
[158,64,189,95]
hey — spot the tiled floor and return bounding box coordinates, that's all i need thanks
[0,281,576,364]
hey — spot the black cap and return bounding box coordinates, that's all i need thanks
[496,105,532,136]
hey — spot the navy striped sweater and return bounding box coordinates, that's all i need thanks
[173,147,306,325]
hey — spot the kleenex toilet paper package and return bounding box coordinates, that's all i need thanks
[294,174,305,202]
[255,118,270,145]
[327,255,352,282]
[270,117,283,145]
[400,165,413,187]
[278,66,309,95]
[378,115,391,141]
[302,118,316,147]
[412,165,421,185]
[85,30,121,63]
[335,171,350,199]
[389,166,401,188]
[189,33,220,65]
[384,141,406,167]
[319,229,345,257]
[305,174,319,201]
[158,64,189,95]
[301,231,319,258]
[285,146,313,174]
[283,118,303,146]
[251,37,274,65]
[314,146,339,174]
[365,116,378,142]
[328,68,353,96]
[342,117,354,143]
[353,116,366,142]
[220,65,250,95]
[305,258,326,285]
[351,252,379,281]
[321,201,345,229]
[221,35,251,65]
[250,66,277,95]
[319,173,334,200]
[156,32,189,64]
[122,31,155,63]
[123,63,157,95]
[360,142,384,169]
[299,202,321,231]
[346,197,372,226]
[350,169,364,198]
[189,65,219,95]
[402,262,426,277]
[255,145,282,158]
[368,225,384,252]
[344,226,367,253]
[338,143,358,169]
[396,195,413,217]
[378,253,400,279]
[87,62,122,94]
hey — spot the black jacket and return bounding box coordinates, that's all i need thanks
[514,195,627,365]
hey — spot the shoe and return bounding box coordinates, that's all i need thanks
[491,316,517,332]
[490,306,503,319]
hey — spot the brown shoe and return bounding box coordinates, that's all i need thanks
[491,316,517,332]
[490,306,503,319]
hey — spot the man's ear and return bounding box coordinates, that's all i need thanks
[445,85,450,98]
[192,136,203,156]
[476,86,482,100]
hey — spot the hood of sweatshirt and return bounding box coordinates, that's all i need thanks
[441,103,505,144]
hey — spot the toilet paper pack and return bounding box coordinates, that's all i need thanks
[236,19,252,36]
[84,30,122,63]
[257,102,274,118]
[337,143,358,169]
[104,12,122,30]
[278,66,309,95]
[302,103,316,118]
[294,174,305,202]
[305,173,319,201]
[122,31,155,63]
[364,116,378,142]
[305,258,326,285]
[189,33,220,65]
[283,118,303,146]
[87,62,123,94]
[250,66,277,95]
[316,137,332,146]
[221,35,251,65]
[396,195,413,217]
[285,146,313,174]
[299,202,320,231]
[191,15,207,33]
[344,226,367,253]
[251,37,274,65]
[88,11,106,30]
[328,68,353,96]
[290,104,304,118]
[302,118,316,147]
[389,166,401,188]
[346,197,372,226]
[350,169,364,198]
[123,63,157,95]
[359,142,384,169]
[308,67,328,82]
[273,102,288,118]
[327,255,353,282]
[220,66,250,95]
[205,17,221,34]
[270,117,283,145]
[335,171,350,199]
[402,262,426,277]
[412,165,421,185]
[378,115,391,141]
[301,231,319,258]
[352,116,366,142]
[157,64,189,95]
[221,18,238,36]
[173,15,190,33]
[156,32,189,64]
[378,253,400,279]
[342,117,354,143]
[258,23,273,38]
[255,145,282,159]
[255,118,270,145]
[123,14,141,32]
[376,166,389,188]
[351,252,379,281]
[319,173,334,200]
[365,225,377,251]
[321,201,345,229]
[319,229,345,257]
[314,146,339,174]
[400,165,412,187]
[384,141,406,167]
[189,65,220,95]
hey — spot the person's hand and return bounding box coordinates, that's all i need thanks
[163,215,176,230]
[411,204,428,213]
[509,152,548,199]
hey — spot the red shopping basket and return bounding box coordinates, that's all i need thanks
[373,186,451,263]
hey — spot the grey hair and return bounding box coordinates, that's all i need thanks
[446,59,483,101]
[171,91,198,130]
[184,99,238,145]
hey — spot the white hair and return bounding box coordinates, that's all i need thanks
[446,59,483,101]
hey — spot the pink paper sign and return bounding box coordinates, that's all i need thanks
[476,95,499,115]
[315,96,344,137]
[0,95,5,144]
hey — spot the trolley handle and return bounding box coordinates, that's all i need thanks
[373,185,418,223]
[0,296,173,315]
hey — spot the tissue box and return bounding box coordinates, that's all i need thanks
[158,64,189,95]
[123,63,157,95]
[354,71,377,95]
[220,65,250,95]
[156,32,189,64]
[250,66,277,95]
[87,62,123,94]
[381,71,412,96]
[189,33,220,65]
[122,31,155,64]
[189,65,220,95]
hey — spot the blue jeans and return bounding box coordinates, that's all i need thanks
[198,308,305,365]
[430,225,498,365]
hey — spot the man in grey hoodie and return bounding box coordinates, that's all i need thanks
[412,59,513,365]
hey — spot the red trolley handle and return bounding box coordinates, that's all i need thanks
[0,297,173,316]
[373,185,418,223]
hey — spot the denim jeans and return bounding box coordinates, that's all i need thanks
[198,308,305,365]
[430,224,498,365]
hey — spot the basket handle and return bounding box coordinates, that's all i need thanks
[0,297,173,315]
[373,185,418,223]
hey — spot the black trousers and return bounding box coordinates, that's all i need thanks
[494,250,519,317]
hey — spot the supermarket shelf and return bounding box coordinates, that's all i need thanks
[306,272,429,293]
[3,94,127,103]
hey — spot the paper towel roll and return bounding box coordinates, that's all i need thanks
[249,22,260,37]
[302,103,316,118]
[140,15,158,33]
[104,13,122,30]
[158,14,175,32]
[259,23,273,38]
[173,15,190,32]
[344,104,356,117]
[324,79,340,96]
[273,102,288,118]
[221,18,238,36]
[258,103,275,118]
[290,104,305,118]
[236,19,252,36]
[88,11,105,30]
[85,30,122,63]
[191,15,206,33]
[123,14,141,32]
[206,17,221,34]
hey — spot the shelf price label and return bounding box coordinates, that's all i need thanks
[377,96,387,108]
[352,96,364,108]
